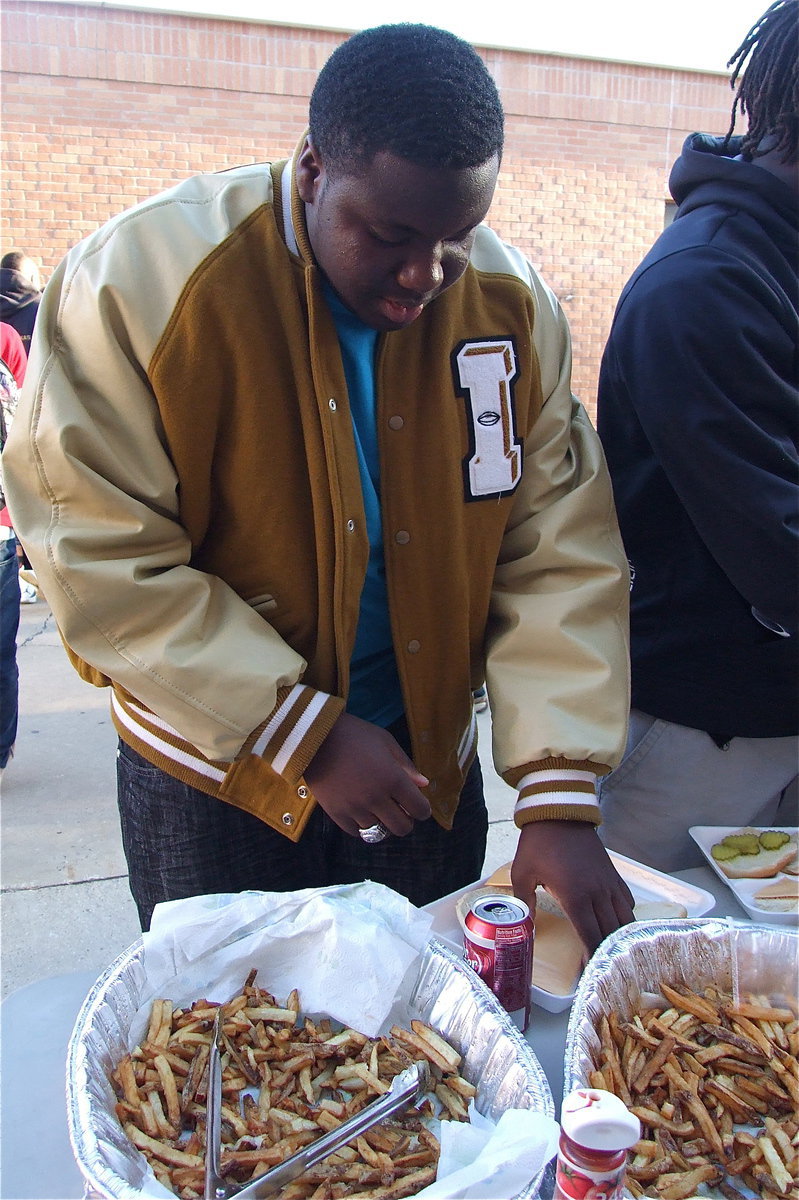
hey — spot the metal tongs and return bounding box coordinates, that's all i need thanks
[204,1009,431,1199]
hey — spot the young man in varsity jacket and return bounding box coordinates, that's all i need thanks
[5,23,635,945]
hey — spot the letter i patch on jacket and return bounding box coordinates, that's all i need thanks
[454,338,521,500]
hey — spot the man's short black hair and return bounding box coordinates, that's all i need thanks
[309,24,504,174]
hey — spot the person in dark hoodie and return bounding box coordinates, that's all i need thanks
[596,0,798,872]
[0,250,43,354]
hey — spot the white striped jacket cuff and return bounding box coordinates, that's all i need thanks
[514,767,599,821]
[245,683,342,781]
[112,682,344,797]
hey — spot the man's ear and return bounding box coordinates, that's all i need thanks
[296,136,325,205]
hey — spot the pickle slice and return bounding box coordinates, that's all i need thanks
[721,834,761,855]
[711,843,741,862]
[758,830,790,850]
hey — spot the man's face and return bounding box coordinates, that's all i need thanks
[296,139,499,332]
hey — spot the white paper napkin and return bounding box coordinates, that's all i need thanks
[418,1104,559,1198]
[136,881,434,1040]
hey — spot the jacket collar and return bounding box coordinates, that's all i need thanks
[280,134,315,264]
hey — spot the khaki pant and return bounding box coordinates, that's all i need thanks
[597,709,799,872]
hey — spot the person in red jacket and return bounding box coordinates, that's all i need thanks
[0,321,27,770]
[1,322,26,387]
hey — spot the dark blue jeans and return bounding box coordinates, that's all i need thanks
[0,535,20,768]
[117,719,488,930]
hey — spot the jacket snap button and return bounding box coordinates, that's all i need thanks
[407,639,420,654]
[346,519,355,532]
[395,530,410,544]
[282,812,294,826]
[388,415,404,430]
[297,785,308,798]
[329,398,337,410]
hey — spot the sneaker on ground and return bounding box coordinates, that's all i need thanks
[472,687,488,713]
[19,580,38,603]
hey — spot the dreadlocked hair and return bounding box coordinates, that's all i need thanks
[724,0,798,162]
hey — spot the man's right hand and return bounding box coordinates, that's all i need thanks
[304,712,431,837]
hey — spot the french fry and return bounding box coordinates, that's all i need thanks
[599,1016,633,1105]
[703,1076,762,1123]
[632,1034,676,1093]
[655,1163,722,1198]
[628,1152,679,1181]
[137,1097,160,1138]
[718,1180,749,1200]
[434,1082,469,1120]
[116,1056,141,1109]
[659,983,720,1024]
[681,1088,726,1160]
[153,1054,181,1127]
[348,1061,391,1094]
[764,1115,795,1165]
[446,1074,477,1099]
[758,1134,793,1192]
[145,998,165,1045]
[340,1166,437,1200]
[629,1106,694,1137]
[123,1123,203,1168]
[727,1002,796,1026]
[244,1005,298,1023]
[406,1021,461,1072]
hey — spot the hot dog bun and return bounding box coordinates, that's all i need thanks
[753,876,799,913]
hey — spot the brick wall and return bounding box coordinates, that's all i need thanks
[1,1,733,411]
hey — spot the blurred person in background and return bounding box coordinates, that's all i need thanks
[1,248,42,596]
[0,250,43,355]
[596,0,798,871]
[0,320,26,386]
[0,322,26,771]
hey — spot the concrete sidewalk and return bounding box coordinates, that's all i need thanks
[0,597,140,999]
[0,594,519,1001]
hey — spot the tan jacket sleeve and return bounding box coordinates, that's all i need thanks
[2,177,340,767]
[485,265,630,826]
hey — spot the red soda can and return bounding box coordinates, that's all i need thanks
[463,894,533,1032]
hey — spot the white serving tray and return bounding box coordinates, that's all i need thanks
[690,825,798,927]
[424,851,715,1013]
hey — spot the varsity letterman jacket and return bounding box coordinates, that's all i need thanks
[4,144,630,841]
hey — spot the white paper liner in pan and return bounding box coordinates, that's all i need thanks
[67,936,554,1200]
[563,916,799,1103]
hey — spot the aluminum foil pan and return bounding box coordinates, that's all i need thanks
[67,934,553,1200]
[563,916,799,1101]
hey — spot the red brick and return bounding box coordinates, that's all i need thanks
[0,0,736,415]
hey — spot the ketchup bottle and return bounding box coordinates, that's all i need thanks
[553,1087,641,1200]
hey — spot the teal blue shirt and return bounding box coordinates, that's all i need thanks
[323,283,404,727]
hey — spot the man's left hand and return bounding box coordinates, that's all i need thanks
[511,820,635,955]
